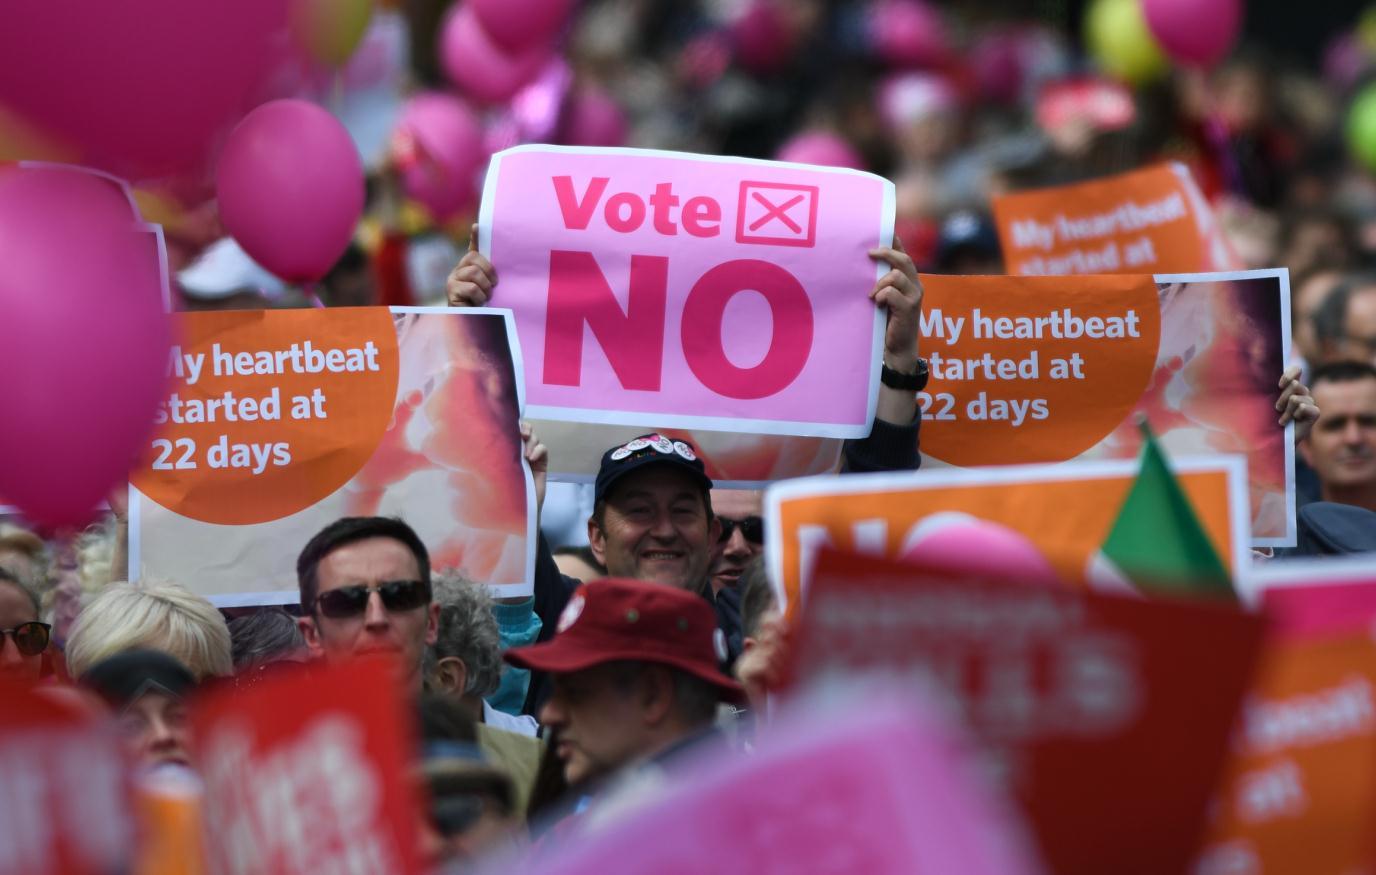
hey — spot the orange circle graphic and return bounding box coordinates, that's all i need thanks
[917,274,1161,466]
[132,308,400,525]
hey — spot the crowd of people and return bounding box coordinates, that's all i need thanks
[8,0,1376,872]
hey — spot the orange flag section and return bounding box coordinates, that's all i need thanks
[767,460,1245,614]
[1197,632,1376,875]
[131,309,400,525]
[917,273,1162,465]
[992,164,1236,276]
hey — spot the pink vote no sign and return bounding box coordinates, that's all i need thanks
[478,146,894,438]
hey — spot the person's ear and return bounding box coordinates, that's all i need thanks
[709,514,722,544]
[1298,434,1314,467]
[640,665,675,726]
[298,615,324,657]
[437,656,469,696]
[426,601,440,647]
[588,517,608,567]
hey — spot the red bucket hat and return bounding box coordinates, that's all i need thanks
[504,578,744,704]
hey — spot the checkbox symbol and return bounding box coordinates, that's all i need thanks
[736,181,818,247]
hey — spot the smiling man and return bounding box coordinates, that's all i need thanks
[296,516,440,690]
[1299,361,1376,512]
[587,434,719,594]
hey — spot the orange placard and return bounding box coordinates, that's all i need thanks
[765,458,1250,615]
[913,270,1293,547]
[992,164,1238,276]
[129,309,536,604]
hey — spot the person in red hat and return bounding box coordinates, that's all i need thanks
[504,577,742,811]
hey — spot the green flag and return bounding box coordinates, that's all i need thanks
[1097,421,1233,596]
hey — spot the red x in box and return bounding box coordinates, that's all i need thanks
[735,181,818,248]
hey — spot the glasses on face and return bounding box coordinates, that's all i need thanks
[0,621,50,656]
[314,580,430,619]
[717,515,765,545]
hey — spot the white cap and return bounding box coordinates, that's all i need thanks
[177,238,287,300]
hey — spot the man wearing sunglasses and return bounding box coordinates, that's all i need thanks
[297,517,439,689]
[708,489,765,596]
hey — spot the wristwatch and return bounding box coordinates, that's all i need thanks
[880,358,929,392]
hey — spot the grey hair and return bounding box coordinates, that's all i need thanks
[427,571,503,699]
[227,608,304,670]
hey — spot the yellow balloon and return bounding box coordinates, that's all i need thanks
[291,0,374,67]
[1359,5,1376,55]
[1085,0,1168,86]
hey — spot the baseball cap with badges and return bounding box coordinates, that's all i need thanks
[593,433,713,504]
[503,578,744,703]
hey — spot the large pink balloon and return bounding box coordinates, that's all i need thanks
[0,0,290,181]
[0,165,171,530]
[1142,0,1242,68]
[440,5,549,105]
[472,0,575,52]
[776,131,865,170]
[394,93,485,221]
[868,0,948,69]
[216,100,364,282]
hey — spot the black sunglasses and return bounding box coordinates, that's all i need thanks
[0,621,50,656]
[314,580,430,619]
[717,515,765,545]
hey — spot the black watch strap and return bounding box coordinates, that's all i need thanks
[880,358,929,392]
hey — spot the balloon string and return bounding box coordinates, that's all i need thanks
[304,282,326,308]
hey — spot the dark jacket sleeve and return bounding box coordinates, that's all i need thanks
[841,415,921,473]
[531,532,580,644]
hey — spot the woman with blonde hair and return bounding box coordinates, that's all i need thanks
[65,579,232,680]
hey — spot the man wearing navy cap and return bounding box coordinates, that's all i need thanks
[505,577,742,794]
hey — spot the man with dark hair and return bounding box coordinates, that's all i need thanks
[505,577,742,816]
[296,516,439,689]
[1314,274,1376,367]
[1299,361,1376,512]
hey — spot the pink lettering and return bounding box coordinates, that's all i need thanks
[682,196,721,237]
[605,192,646,233]
[544,251,667,391]
[552,176,609,230]
[681,260,812,399]
[650,183,680,235]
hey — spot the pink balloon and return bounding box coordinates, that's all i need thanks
[216,100,364,282]
[1142,0,1242,68]
[731,1,797,75]
[0,165,171,530]
[899,513,1062,586]
[869,0,948,69]
[561,86,628,147]
[440,5,549,105]
[776,131,865,170]
[1325,32,1369,91]
[394,92,485,221]
[472,0,575,52]
[0,0,290,181]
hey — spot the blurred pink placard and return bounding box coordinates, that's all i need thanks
[479,145,893,439]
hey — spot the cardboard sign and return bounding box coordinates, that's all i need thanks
[129,307,536,604]
[793,548,1265,875]
[0,681,135,875]
[192,658,424,875]
[916,269,1293,546]
[534,419,844,486]
[478,145,893,438]
[522,689,1043,875]
[992,164,1238,276]
[765,457,1252,615]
